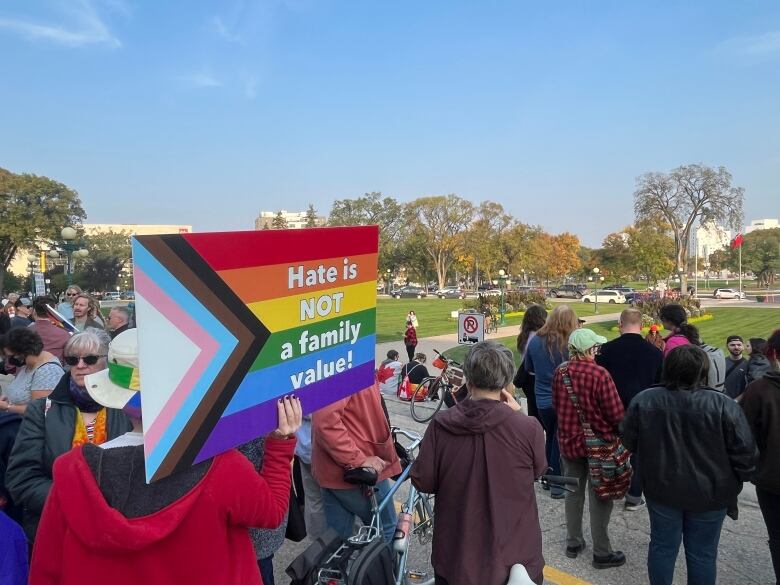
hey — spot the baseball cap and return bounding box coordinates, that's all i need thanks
[568,328,607,353]
[15,298,32,307]
[649,324,659,333]
[84,329,140,409]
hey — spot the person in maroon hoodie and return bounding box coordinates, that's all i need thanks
[29,330,300,585]
[411,340,547,585]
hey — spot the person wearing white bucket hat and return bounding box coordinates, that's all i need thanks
[29,329,303,585]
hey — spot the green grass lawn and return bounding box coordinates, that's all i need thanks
[375,298,625,343]
[440,307,780,363]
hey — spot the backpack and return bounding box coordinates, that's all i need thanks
[397,363,426,401]
[285,528,343,585]
[700,343,726,391]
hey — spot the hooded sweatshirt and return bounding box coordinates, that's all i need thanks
[411,399,547,585]
[29,437,295,585]
[741,371,780,495]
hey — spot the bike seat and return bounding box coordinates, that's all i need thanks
[343,466,379,486]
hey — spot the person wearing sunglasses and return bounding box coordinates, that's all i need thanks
[5,330,131,542]
[55,286,83,322]
[1,328,64,416]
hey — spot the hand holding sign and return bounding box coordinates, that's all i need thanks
[270,395,303,439]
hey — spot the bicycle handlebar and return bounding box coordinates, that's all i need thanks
[538,474,579,488]
[392,427,422,442]
[432,349,462,368]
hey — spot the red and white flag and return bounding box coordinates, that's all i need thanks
[731,233,744,249]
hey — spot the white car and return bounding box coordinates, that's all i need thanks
[581,290,626,304]
[713,288,746,300]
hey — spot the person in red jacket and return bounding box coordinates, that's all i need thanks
[312,383,401,542]
[29,329,301,585]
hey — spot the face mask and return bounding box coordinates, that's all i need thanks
[7,355,26,367]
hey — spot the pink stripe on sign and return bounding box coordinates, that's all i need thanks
[135,269,220,453]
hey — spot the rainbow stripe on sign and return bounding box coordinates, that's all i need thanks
[133,226,378,482]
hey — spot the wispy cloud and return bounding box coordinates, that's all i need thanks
[0,0,121,48]
[213,16,242,43]
[178,72,223,89]
[718,30,780,57]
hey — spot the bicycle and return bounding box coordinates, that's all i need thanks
[316,428,435,585]
[410,350,466,423]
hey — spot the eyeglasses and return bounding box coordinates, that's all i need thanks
[64,355,106,366]
[65,293,77,297]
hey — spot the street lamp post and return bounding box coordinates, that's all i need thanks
[57,227,89,287]
[386,269,391,295]
[704,262,710,290]
[497,269,509,325]
[27,254,38,296]
[592,267,600,314]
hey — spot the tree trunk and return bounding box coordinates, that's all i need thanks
[0,266,5,296]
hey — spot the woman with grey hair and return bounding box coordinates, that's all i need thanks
[5,329,131,541]
[411,340,547,585]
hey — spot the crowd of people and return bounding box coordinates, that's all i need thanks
[1,286,780,585]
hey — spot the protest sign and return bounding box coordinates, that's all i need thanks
[132,226,378,481]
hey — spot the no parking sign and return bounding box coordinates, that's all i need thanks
[457,311,485,345]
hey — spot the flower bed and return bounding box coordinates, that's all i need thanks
[609,313,714,333]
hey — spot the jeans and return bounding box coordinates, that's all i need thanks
[757,487,780,585]
[321,479,398,542]
[299,461,328,540]
[562,456,615,557]
[537,407,562,495]
[258,556,274,585]
[647,500,726,585]
[405,344,416,361]
[626,453,643,505]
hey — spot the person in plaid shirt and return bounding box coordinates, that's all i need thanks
[552,328,626,570]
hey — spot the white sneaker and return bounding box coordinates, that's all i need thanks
[624,499,646,512]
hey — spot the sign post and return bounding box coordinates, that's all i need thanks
[458,311,484,346]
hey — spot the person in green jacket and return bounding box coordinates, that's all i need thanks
[5,329,131,541]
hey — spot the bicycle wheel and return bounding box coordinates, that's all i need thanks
[413,493,435,544]
[410,378,446,423]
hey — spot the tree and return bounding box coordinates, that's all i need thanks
[634,164,744,292]
[725,228,780,286]
[0,168,86,294]
[80,230,132,291]
[528,232,581,284]
[328,192,403,272]
[3,272,26,293]
[626,221,675,284]
[598,231,632,283]
[499,223,544,278]
[405,195,474,289]
[460,201,512,283]
[305,204,318,228]
[271,211,288,230]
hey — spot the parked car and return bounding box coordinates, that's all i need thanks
[392,286,427,299]
[581,290,626,304]
[436,286,466,299]
[103,292,121,301]
[477,284,501,296]
[548,284,587,299]
[122,291,135,300]
[713,288,746,300]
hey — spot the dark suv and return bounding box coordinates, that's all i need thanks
[548,284,587,299]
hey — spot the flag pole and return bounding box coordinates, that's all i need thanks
[694,231,698,298]
[739,243,742,297]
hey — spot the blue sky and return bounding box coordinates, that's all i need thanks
[1,0,778,246]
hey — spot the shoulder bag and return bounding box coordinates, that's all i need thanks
[561,363,632,500]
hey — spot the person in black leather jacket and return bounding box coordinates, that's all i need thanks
[621,344,757,585]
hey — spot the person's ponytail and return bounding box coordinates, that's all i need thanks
[678,323,700,345]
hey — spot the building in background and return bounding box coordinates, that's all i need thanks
[7,224,193,280]
[745,218,779,234]
[254,210,327,230]
[82,224,192,236]
[695,222,732,259]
